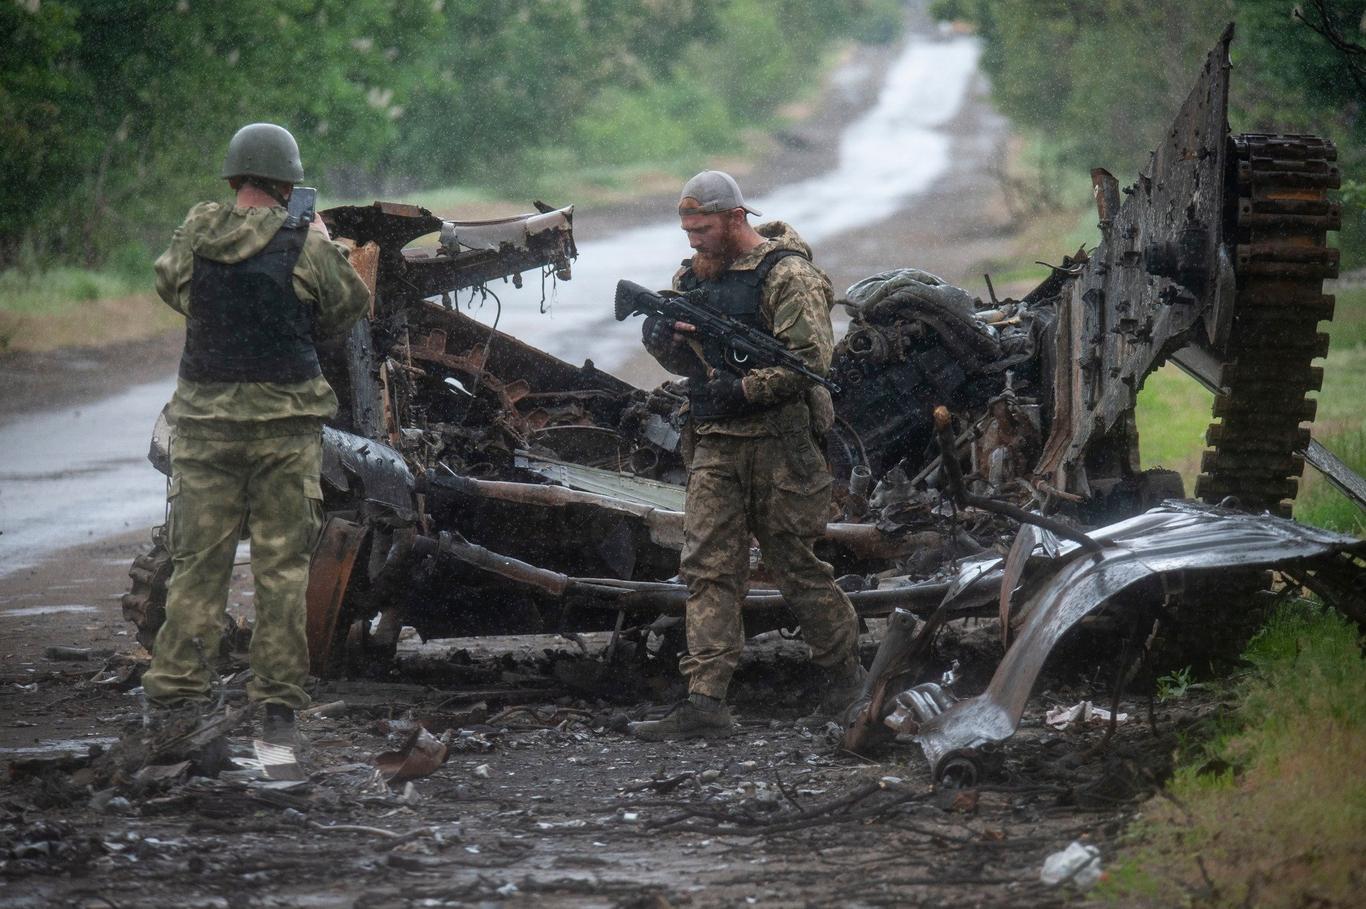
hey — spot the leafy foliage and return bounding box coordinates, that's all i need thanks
[0,0,899,268]
[933,0,1366,265]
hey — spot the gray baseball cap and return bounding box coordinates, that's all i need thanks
[678,170,761,217]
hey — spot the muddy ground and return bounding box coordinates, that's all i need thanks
[2,616,1201,909]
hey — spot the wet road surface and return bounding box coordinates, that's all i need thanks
[0,379,173,578]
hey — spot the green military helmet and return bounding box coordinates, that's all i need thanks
[220,123,304,183]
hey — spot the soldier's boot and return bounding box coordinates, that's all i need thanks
[797,660,868,729]
[629,693,736,741]
[261,704,309,753]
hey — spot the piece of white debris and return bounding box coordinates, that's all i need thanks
[1040,841,1103,889]
[1045,701,1129,730]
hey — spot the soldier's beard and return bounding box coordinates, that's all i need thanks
[690,225,746,280]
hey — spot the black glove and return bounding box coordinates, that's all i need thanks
[702,372,748,408]
[642,315,678,357]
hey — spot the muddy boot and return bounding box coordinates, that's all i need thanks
[261,704,308,753]
[629,693,736,741]
[797,661,868,729]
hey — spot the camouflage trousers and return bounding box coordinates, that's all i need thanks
[678,429,859,699]
[142,430,324,709]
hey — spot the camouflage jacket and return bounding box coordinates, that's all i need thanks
[656,221,836,437]
[155,202,372,439]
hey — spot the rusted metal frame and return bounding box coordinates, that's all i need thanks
[421,469,914,560]
[934,406,1102,553]
[1033,29,1234,497]
[412,299,635,398]
[410,523,956,619]
[322,203,576,298]
[304,518,370,677]
[409,332,536,438]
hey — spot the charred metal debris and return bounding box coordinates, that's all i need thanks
[124,26,1363,778]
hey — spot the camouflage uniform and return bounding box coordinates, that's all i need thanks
[655,222,859,699]
[141,202,371,709]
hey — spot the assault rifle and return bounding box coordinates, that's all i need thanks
[614,279,841,394]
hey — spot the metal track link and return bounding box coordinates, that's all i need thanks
[1195,134,1340,517]
[121,525,172,651]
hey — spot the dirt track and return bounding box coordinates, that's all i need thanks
[3,627,1193,909]
[0,14,1170,909]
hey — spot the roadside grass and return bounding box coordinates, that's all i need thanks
[0,266,147,315]
[1135,366,1212,487]
[0,288,179,354]
[0,262,180,354]
[1092,599,1366,908]
[1134,284,1365,533]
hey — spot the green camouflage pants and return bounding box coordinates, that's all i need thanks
[678,429,859,699]
[142,430,323,708]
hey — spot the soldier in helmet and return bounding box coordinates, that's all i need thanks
[629,171,864,741]
[141,123,371,748]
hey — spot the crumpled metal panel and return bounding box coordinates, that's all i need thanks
[321,426,415,518]
[914,501,1362,778]
[322,202,576,299]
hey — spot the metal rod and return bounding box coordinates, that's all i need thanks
[933,406,1103,554]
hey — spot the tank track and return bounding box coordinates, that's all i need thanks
[1196,134,1341,517]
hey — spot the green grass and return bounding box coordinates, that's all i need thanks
[1135,284,1365,532]
[1094,600,1366,908]
[1297,285,1366,532]
[1296,428,1366,534]
[1323,284,1366,350]
[0,266,150,315]
[1135,366,1212,484]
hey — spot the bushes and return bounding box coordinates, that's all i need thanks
[1,0,901,270]
[934,0,1366,268]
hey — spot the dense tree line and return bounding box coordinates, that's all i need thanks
[0,0,900,268]
[933,0,1365,264]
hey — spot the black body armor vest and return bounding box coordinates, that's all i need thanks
[681,248,807,421]
[179,225,321,383]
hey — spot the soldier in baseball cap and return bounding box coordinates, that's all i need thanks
[677,170,763,216]
[630,169,862,741]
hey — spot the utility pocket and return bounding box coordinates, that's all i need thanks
[771,433,833,497]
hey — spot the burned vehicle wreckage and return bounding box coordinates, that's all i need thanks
[124,28,1362,781]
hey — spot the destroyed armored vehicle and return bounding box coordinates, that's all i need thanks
[126,25,1362,769]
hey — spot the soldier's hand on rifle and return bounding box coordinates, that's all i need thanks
[642,315,695,356]
[702,372,747,408]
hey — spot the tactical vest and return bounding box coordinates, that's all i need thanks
[179,225,321,384]
[680,248,807,421]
